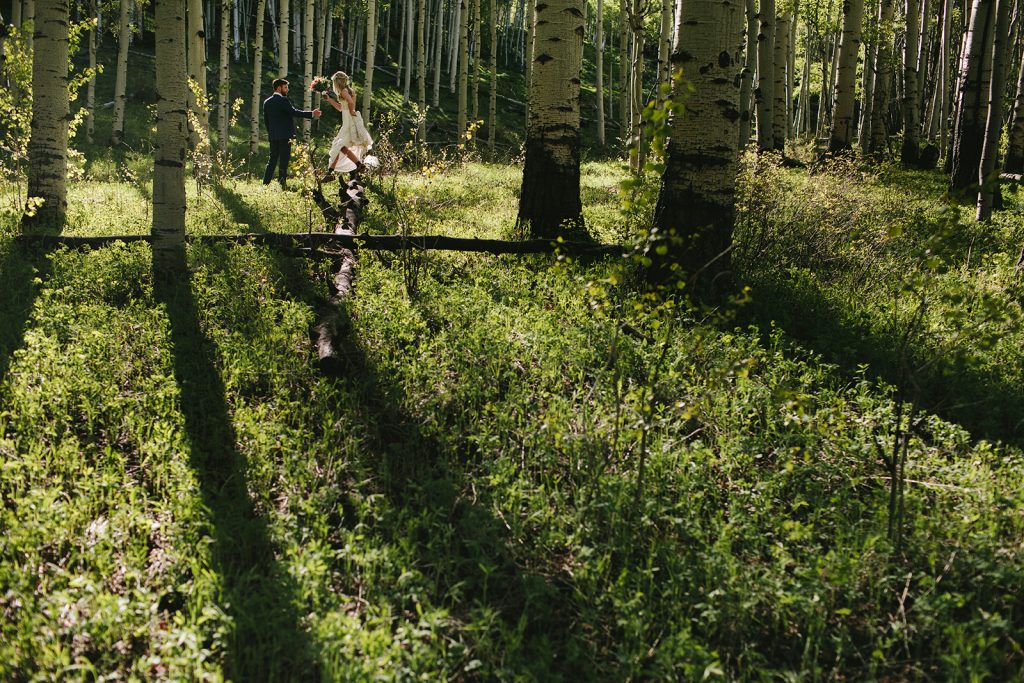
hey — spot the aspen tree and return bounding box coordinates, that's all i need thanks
[950,0,995,193]
[786,6,796,137]
[628,1,645,171]
[489,0,497,149]
[755,0,775,150]
[618,0,628,134]
[301,0,312,136]
[859,18,875,150]
[449,0,459,90]
[233,0,239,60]
[829,0,864,151]
[456,0,468,135]
[596,0,605,144]
[525,0,535,126]
[866,0,894,155]
[1004,52,1024,172]
[977,0,1010,219]
[86,0,97,143]
[187,0,208,140]
[152,0,189,274]
[471,0,479,123]
[404,0,414,101]
[417,0,426,140]
[218,0,231,151]
[517,0,585,236]
[321,4,331,71]
[278,0,288,74]
[111,0,131,144]
[362,0,375,117]
[772,11,789,150]
[901,0,922,164]
[249,0,265,153]
[739,0,757,146]
[657,0,671,94]
[654,0,743,282]
[25,0,70,229]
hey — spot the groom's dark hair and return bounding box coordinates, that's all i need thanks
[272,78,289,90]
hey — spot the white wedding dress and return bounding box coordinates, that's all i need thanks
[328,107,375,173]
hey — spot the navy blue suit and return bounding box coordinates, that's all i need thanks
[262,92,314,185]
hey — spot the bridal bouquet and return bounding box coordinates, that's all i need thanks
[310,76,332,94]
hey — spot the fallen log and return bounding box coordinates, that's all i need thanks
[16,232,623,256]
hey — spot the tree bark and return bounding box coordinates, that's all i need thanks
[755,0,775,150]
[517,0,585,237]
[417,0,426,141]
[218,0,231,151]
[772,10,789,151]
[457,0,468,136]
[739,0,757,146]
[25,0,70,230]
[950,0,995,193]
[471,0,480,124]
[977,0,1010,219]
[937,0,952,156]
[432,0,443,105]
[362,0,376,117]
[653,0,743,284]
[597,0,606,145]
[829,0,865,152]
[86,0,97,144]
[111,0,131,144]
[489,0,497,149]
[277,0,288,74]
[152,0,189,275]
[249,0,265,153]
[300,0,312,137]
[1003,51,1024,172]
[902,0,923,164]
[866,0,895,156]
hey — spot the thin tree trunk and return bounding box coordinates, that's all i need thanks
[457,0,468,135]
[902,0,922,163]
[657,0,672,95]
[278,0,287,74]
[787,6,797,137]
[449,0,460,91]
[866,0,894,155]
[772,10,789,151]
[978,0,1010,218]
[432,0,443,106]
[517,0,585,236]
[249,0,265,152]
[755,0,775,150]
[830,0,865,151]
[525,0,535,127]
[628,11,645,171]
[233,0,239,60]
[362,0,376,117]
[471,0,480,124]
[111,0,132,144]
[597,0,606,145]
[86,0,97,144]
[1004,51,1024,171]
[653,0,744,282]
[739,0,757,145]
[489,0,497,149]
[417,0,426,141]
[950,0,995,192]
[152,0,189,275]
[618,0,628,135]
[218,0,231,151]
[25,0,70,229]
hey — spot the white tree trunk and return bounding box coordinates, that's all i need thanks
[187,0,208,143]
[471,0,480,123]
[362,0,376,117]
[755,0,774,150]
[26,0,70,229]
[111,0,132,144]
[301,0,312,136]
[489,0,497,149]
[218,0,231,152]
[278,0,288,74]
[152,0,189,274]
[829,0,864,151]
[977,0,1010,219]
[432,0,443,105]
[86,0,97,144]
[457,0,468,136]
[417,0,426,140]
[517,0,584,236]
[525,0,535,127]
[596,0,605,145]
[654,0,744,281]
[738,0,756,146]
[249,0,265,152]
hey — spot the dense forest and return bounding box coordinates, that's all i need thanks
[2,0,1024,677]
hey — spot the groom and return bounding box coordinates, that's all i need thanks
[262,78,322,188]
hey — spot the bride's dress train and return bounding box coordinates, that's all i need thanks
[328,109,378,173]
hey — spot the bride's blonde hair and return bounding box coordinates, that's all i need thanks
[332,71,354,98]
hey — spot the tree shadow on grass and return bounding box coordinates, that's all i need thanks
[153,248,318,681]
[0,243,49,391]
[739,273,1024,446]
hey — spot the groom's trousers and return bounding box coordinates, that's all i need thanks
[263,139,291,185]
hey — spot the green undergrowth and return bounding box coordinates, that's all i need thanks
[1,161,1023,680]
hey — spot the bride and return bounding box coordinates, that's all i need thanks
[321,71,374,180]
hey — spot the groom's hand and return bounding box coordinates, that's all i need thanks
[313,108,322,119]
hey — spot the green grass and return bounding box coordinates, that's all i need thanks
[2,157,1024,680]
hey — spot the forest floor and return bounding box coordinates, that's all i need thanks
[2,157,1023,680]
